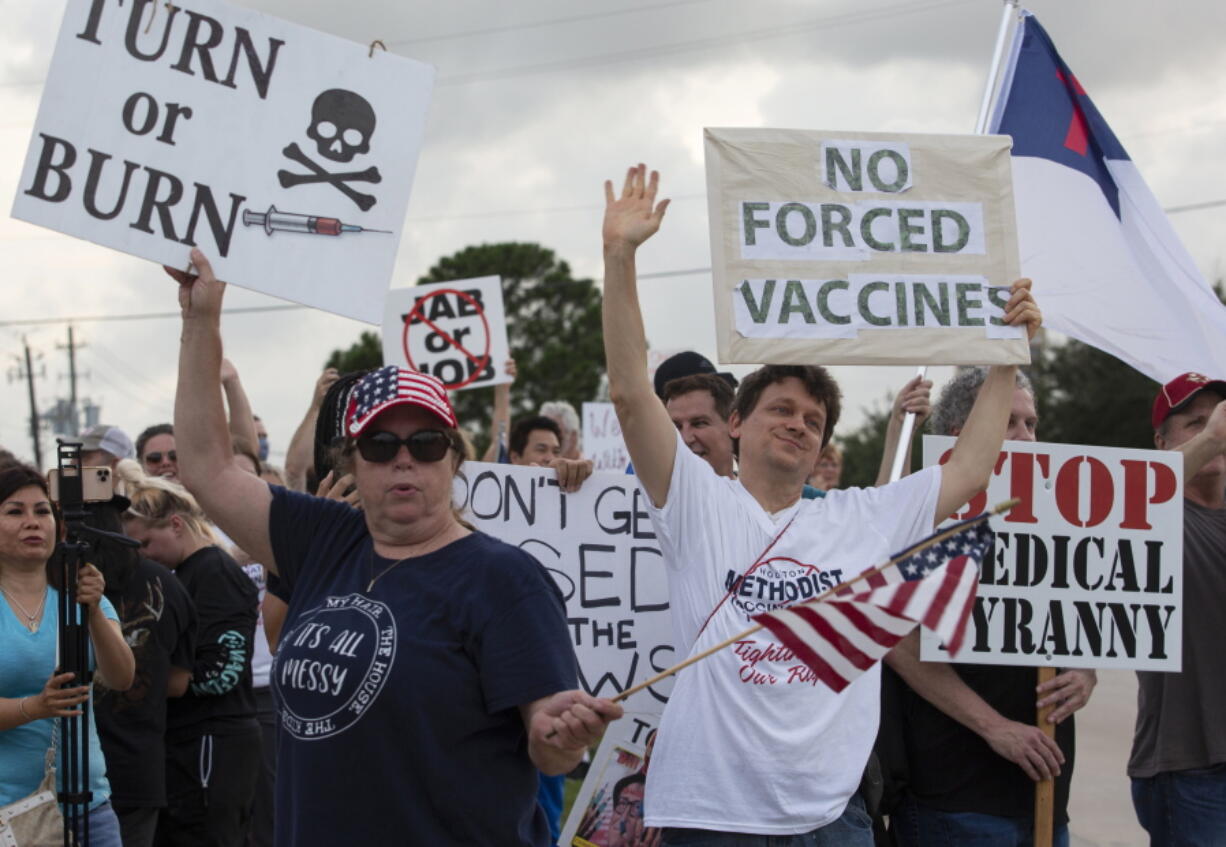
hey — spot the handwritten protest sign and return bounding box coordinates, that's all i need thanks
[11,0,432,324]
[455,464,675,708]
[560,710,662,847]
[583,402,631,473]
[382,277,510,391]
[920,437,1183,671]
[704,128,1028,366]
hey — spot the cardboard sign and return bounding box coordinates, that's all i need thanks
[920,437,1183,671]
[12,0,433,324]
[704,128,1029,366]
[560,709,662,847]
[382,277,510,391]
[583,402,631,473]
[455,464,675,708]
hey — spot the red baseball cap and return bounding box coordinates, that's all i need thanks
[346,366,458,436]
[1151,372,1226,429]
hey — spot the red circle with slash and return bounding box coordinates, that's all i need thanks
[402,288,492,390]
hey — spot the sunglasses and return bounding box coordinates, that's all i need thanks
[145,450,177,465]
[356,430,453,464]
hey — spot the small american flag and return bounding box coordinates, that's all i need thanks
[752,517,994,693]
[346,365,458,435]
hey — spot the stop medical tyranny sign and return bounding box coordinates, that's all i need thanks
[921,437,1184,672]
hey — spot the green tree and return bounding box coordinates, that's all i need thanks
[325,242,604,452]
[324,330,381,372]
[1031,339,1159,450]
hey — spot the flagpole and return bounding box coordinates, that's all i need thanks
[886,0,1021,485]
[608,501,1018,705]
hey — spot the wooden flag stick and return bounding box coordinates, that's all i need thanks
[1033,664,1058,847]
[609,498,1020,704]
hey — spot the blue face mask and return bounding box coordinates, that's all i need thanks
[258,436,270,462]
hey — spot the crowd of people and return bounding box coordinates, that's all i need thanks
[0,164,1223,847]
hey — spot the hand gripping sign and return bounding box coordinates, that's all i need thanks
[382,276,510,391]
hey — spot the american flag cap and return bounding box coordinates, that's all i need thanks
[346,366,458,436]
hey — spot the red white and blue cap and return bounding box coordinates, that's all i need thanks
[1152,372,1226,429]
[345,366,458,436]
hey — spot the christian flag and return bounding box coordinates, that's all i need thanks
[751,518,994,693]
[989,12,1226,383]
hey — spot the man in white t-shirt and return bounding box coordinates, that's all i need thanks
[600,164,1042,844]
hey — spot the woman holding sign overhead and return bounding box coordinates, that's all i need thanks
[165,248,620,847]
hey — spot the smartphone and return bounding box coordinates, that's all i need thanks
[47,466,115,504]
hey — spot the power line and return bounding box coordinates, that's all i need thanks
[1165,198,1226,215]
[0,267,713,327]
[436,0,974,86]
[386,0,717,46]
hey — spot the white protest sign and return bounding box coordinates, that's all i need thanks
[583,402,631,473]
[920,437,1183,671]
[455,464,675,709]
[382,277,510,391]
[12,0,433,324]
[704,128,1028,366]
[560,709,662,847]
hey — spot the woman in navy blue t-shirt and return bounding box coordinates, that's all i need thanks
[165,249,622,847]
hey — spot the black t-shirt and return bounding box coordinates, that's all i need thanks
[268,486,578,847]
[899,662,1075,823]
[95,557,197,807]
[166,545,259,740]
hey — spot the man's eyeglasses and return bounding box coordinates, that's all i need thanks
[356,430,453,464]
[145,451,177,465]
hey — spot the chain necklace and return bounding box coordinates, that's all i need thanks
[367,554,411,592]
[0,584,47,632]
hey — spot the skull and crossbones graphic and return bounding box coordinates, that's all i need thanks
[277,89,381,211]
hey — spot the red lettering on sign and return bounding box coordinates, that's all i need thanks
[1054,456,1114,527]
[1119,460,1178,530]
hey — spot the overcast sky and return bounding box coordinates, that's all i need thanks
[3,0,1224,467]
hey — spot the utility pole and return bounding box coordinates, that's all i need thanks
[56,324,84,436]
[22,339,43,469]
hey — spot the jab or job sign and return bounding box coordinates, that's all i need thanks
[921,437,1183,671]
[11,0,433,324]
[382,277,510,391]
[704,128,1028,365]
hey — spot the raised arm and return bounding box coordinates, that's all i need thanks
[875,374,932,486]
[220,357,259,452]
[481,359,516,463]
[935,280,1041,521]
[168,248,276,571]
[1170,397,1226,479]
[602,164,675,506]
[284,368,339,492]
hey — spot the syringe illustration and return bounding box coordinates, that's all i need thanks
[242,204,391,237]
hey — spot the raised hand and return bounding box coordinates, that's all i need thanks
[1002,278,1042,341]
[892,374,933,426]
[164,247,225,321]
[603,164,670,251]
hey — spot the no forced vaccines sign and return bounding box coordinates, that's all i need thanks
[705,128,1029,366]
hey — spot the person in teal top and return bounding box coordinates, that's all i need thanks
[0,463,135,845]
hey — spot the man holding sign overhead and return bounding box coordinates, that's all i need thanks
[601,163,1041,843]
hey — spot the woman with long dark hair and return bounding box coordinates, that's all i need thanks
[0,463,135,845]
